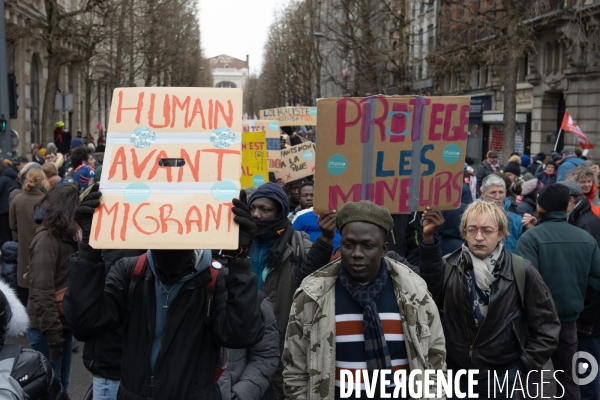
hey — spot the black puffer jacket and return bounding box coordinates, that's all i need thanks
[65,244,264,400]
[0,279,68,400]
[73,249,145,380]
[0,167,17,214]
[0,241,18,290]
[438,246,561,372]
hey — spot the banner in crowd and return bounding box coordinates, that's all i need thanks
[90,87,242,249]
[275,142,316,183]
[313,95,470,214]
[561,110,594,150]
[259,107,317,126]
[241,131,268,188]
[243,119,282,171]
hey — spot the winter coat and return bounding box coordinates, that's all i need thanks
[476,161,504,194]
[557,155,584,182]
[9,187,46,288]
[516,196,536,217]
[74,249,145,381]
[584,184,600,219]
[528,159,544,176]
[282,257,447,400]
[502,198,524,253]
[218,292,279,400]
[27,227,77,353]
[0,279,69,400]
[1,241,18,289]
[439,246,560,371]
[386,212,423,265]
[520,166,534,181]
[515,211,600,322]
[257,233,333,398]
[566,198,600,337]
[535,171,557,186]
[0,167,17,214]
[64,243,265,400]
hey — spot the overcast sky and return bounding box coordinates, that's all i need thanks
[198,0,290,74]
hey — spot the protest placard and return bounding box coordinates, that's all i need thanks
[241,131,268,188]
[259,107,317,126]
[243,119,281,171]
[90,87,242,249]
[275,142,316,183]
[313,95,470,214]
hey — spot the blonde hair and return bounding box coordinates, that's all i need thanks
[569,165,598,185]
[22,169,49,192]
[460,200,510,239]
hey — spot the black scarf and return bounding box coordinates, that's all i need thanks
[339,260,393,372]
[151,250,196,285]
[254,218,295,272]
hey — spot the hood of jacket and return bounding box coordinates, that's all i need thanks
[0,167,17,180]
[0,279,29,340]
[1,241,18,263]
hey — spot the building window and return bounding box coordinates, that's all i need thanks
[215,81,237,88]
[30,56,40,145]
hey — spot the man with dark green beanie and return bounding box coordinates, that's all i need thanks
[283,201,447,398]
[516,183,600,399]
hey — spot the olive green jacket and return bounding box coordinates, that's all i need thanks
[282,257,447,400]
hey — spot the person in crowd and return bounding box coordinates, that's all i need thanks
[53,122,71,156]
[0,278,69,400]
[557,145,584,182]
[45,143,65,178]
[0,162,17,245]
[437,200,559,398]
[8,162,42,206]
[385,212,423,266]
[31,144,45,165]
[95,144,105,166]
[516,178,544,217]
[279,135,287,150]
[591,162,600,181]
[247,182,335,397]
[476,150,503,193]
[515,183,600,400]
[65,185,265,399]
[69,147,95,190]
[570,165,600,218]
[558,181,600,400]
[1,241,18,290]
[292,182,342,251]
[14,156,29,173]
[27,184,80,390]
[479,174,523,252]
[9,169,48,306]
[519,154,535,180]
[528,152,546,176]
[285,180,302,216]
[42,163,62,188]
[282,201,447,398]
[216,282,279,400]
[437,182,474,255]
[535,161,557,185]
[70,134,84,149]
[495,172,521,211]
[502,160,522,184]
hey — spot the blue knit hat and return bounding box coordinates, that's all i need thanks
[521,155,531,167]
[248,182,289,219]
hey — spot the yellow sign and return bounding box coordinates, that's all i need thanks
[241,131,268,188]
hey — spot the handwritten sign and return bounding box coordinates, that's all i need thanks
[313,95,470,214]
[259,107,317,126]
[243,119,281,171]
[90,87,243,249]
[275,142,316,183]
[241,131,268,188]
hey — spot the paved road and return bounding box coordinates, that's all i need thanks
[6,335,92,400]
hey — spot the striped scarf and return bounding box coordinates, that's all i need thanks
[339,260,393,373]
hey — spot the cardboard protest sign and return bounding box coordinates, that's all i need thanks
[275,142,316,183]
[259,107,317,126]
[313,96,470,214]
[90,87,243,249]
[241,131,268,188]
[243,119,281,171]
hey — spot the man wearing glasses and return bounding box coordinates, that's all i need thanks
[439,200,560,398]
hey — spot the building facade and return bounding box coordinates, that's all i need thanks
[209,54,249,90]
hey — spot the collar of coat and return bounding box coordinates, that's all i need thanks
[299,256,429,306]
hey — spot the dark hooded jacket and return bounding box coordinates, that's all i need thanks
[0,167,17,214]
[0,241,18,290]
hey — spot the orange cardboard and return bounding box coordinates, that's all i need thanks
[259,107,317,126]
[275,142,316,183]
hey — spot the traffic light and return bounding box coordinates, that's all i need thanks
[7,74,18,119]
[0,116,7,133]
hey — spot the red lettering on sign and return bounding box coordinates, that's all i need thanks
[171,96,191,128]
[148,94,171,129]
[328,184,362,210]
[131,149,157,179]
[336,99,361,145]
[185,206,203,234]
[132,203,160,235]
[205,204,222,231]
[159,204,183,235]
[116,91,144,124]
[187,98,207,129]
[428,103,444,141]
[214,100,234,129]
[108,147,127,180]
[94,202,119,241]
[203,149,241,181]
[147,150,172,182]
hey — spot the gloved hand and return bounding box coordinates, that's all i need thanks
[74,183,102,244]
[46,331,64,362]
[221,190,256,258]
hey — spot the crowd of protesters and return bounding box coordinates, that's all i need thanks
[0,121,598,400]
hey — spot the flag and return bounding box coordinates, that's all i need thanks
[96,120,103,136]
[561,110,594,149]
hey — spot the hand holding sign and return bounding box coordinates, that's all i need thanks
[75,183,102,244]
[223,190,256,258]
[317,210,337,245]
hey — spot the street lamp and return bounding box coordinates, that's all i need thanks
[313,32,328,40]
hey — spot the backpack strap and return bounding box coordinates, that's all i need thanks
[127,253,148,312]
[291,231,305,267]
[0,344,22,374]
[511,253,526,307]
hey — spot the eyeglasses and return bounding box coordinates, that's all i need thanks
[465,228,498,238]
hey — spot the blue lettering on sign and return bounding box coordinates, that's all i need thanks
[266,138,280,151]
[376,151,394,177]
[421,144,436,176]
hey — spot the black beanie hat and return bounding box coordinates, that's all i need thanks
[537,183,570,212]
[503,162,521,177]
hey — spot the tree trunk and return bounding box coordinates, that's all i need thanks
[41,52,61,146]
[502,55,519,164]
[114,0,127,87]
